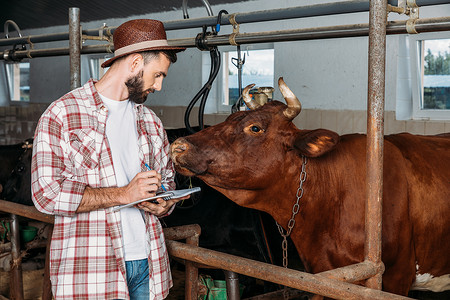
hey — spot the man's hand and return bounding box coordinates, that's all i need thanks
[136,195,190,217]
[122,170,162,203]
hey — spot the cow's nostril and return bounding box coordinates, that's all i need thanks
[172,138,191,155]
[174,143,187,153]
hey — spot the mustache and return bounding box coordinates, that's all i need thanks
[125,70,150,104]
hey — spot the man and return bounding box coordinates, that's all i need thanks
[31,19,188,299]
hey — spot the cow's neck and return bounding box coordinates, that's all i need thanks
[259,155,328,226]
[266,153,344,272]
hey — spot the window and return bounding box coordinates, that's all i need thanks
[220,47,274,111]
[410,33,450,120]
[5,62,30,101]
[89,55,111,80]
[422,40,450,109]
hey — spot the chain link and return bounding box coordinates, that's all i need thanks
[36,223,48,240]
[276,155,307,270]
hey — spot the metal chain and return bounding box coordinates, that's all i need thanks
[37,223,47,240]
[276,155,307,269]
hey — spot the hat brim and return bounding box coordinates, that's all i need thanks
[101,45,186,68]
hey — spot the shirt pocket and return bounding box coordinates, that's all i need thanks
[68,129,99,170]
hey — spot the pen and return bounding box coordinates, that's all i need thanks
[144,163,167,191]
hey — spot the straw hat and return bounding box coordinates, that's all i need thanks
[101,19,185,68]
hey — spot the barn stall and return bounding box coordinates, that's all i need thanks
[0,0,449,299]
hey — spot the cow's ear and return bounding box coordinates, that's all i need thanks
[293,129,339,157]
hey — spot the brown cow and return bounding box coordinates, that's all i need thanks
[171,78,450,297]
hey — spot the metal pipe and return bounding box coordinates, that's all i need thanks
[224,270,240,300]
[9,214,24,300]
[185,233,199,300]
[182,0,214,19]
[316,261,383,283]
[42,225,53,300]
[415,0,450,5]
[165,1,370,30]
[4,20,23,39]
[0,200,55,224]
[163,224,201,300]
[163,0,448,30]
[1,0,448,47]
[1,44,111,61]
[0,29,106,47]
[182,0,189,19]
[163,224,201,241]
[166,240,411,300]
[69,7,81,89]
[2,16,449,61]
[169,16,450,47]
[365,0,387,291]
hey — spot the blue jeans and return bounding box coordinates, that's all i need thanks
[126,259,149,300]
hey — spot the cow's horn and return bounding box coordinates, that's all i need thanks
[242,83,261,110]
[278,77,301,120]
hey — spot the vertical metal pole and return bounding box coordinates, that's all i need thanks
[237,45,243,97]
[224,270,241,300]
[365,0,387,290]
[42,225,53,300]
[10,214,24,300]
[69,7,81,89]
[185,234,199,300]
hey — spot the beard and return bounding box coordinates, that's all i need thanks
[125,70,155,104]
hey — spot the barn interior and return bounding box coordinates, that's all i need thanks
[0,0,449,299]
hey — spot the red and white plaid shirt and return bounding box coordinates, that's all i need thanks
[31,79,176,299]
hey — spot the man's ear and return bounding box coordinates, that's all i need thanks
[294,129,339,157]
[129,53,144,72]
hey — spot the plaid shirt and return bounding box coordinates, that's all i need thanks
[31,79,176,299]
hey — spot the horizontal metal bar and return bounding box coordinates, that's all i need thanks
[0,0,447,47]
[165,0,374,30]
[0,26,110,47]
[0,44,111,60]
[2,16,449,61]
[0,200,54,224]
[163,224,201,241]
[0,238,48,254]
[166,240,412,300]
[163,0,448,30]
[173,16,450,47]
[416,0,450,5]
[2,1,374,46]
[317,261,384,283]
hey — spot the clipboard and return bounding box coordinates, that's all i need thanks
[112,187,201,211]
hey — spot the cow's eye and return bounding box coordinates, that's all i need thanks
[245,124,265,135]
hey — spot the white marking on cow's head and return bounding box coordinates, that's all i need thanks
[242,77,301,121]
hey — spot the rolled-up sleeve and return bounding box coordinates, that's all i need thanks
[31,107,86,217]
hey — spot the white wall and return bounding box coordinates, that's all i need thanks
[0,0,449,118]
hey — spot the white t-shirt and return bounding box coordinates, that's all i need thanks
[100,94,148,261]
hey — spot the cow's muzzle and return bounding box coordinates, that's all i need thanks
[171,138,188,154]
[171,137,210,176]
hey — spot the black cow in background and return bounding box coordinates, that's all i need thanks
[0,139,33,206]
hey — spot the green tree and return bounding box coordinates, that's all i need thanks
[424,49,450,75]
